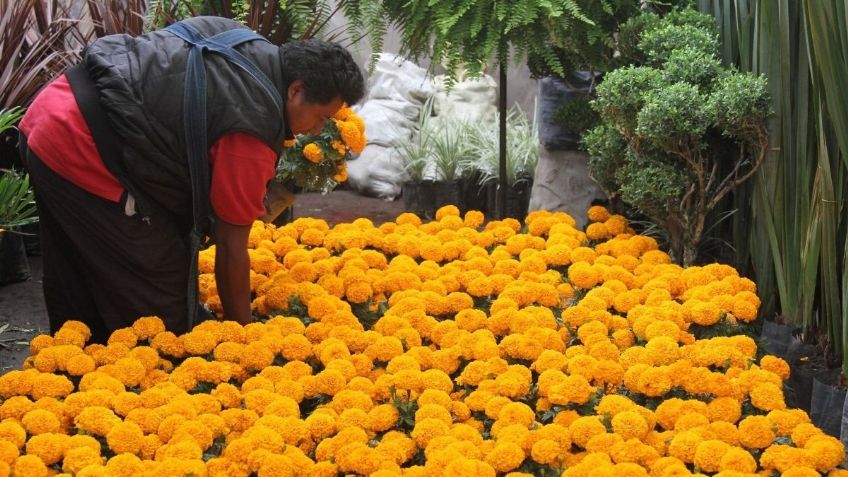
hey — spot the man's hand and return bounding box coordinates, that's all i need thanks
[259,181,295,223]
[214,219,253,325]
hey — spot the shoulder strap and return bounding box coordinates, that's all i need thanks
[65,64,154,221]
[164,20,282,328]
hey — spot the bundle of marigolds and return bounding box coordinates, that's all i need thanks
[1,206,846,477]
[276,104,366,193]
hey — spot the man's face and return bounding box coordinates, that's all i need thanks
[285,80,345,135]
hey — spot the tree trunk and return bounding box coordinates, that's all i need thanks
[683,242,698,267]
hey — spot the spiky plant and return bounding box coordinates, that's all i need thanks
[0,0,86,109]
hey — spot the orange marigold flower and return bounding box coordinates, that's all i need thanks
[568,262,601,289]
[0,440,19,465]
[75,406,122,436]
[303,143,324,163]
[749,382,786,411]
[24,433,68,465]
[131,316,166,340]
[569,416,607,449]
[718,446,756,473]
[804,435,845,471]
[611,411,649,441]
[587,206,611,223]
[62,445,103,474]
[105,453,143,476]
[21,408,60,435]
[485,442,525,473]
[738,415,776,449]
[693,439,730,473]
[345,280,372,304]
[13,455,49,477]
[338,120,366,153]
[29,334,54,355]
[106,421,144,455]
[586,222,609,241]
[760,355,791,380]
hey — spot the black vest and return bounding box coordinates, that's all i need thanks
[82,17,286,224]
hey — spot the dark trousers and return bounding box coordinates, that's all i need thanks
[21,139,192,343]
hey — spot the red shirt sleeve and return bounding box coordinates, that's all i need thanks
[19,74,124,202]
[208,132,278,226]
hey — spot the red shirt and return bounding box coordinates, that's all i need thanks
[20,74,277,226]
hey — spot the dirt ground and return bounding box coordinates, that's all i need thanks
[0,190,407,373]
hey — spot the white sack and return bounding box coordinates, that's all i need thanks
[432,74,498,125]
[347,143,405,200]
[348,54,434,199]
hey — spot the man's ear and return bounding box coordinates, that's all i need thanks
[287,79,305,101]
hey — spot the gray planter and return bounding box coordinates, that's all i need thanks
[760,320,794,357]
[785,338,818,412]
[537,72,603,151]
[810,371,846,438]
[403,180,438,220]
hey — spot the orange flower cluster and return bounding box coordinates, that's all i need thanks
[0,205,844,477]
[277,104,366,192]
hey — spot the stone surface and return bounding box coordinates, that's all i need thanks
[528,148,607,229]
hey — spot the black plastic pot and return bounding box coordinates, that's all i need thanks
[460,174,490,216]
[810,371,846,438]
[0,232,30,285]
[760,320,794,357]
[538,72,603,151]
[840,389,848,448]
[785,338,818,412]
[403,180,436,220]
[485,180,533,221]
[432,180,461,215]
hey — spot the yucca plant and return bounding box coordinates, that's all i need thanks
[428,119,469,182]
[698,0,848,374]
[397,97,436,183]
[463,106,539,187]
[805,0,848,372]
[0,107,37,232]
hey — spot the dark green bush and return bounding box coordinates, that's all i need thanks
[616,154,687,218]
[637,82,711,149]
[553,95,599,136]
[640,23,720,64]
[585,125,627,193]
[662,47,723,89]
[584,8,769,265]
[593,66,664,133]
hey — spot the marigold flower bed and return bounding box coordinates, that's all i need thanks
[0,206,844,477]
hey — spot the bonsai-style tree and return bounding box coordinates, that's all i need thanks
[584,9,770,265]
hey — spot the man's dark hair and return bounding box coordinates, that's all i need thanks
[279,39,366,106]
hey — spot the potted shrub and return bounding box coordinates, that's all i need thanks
[527,0,641,151]
[463,106,539,220]
[583,8,770,266]
[399,99,437,219]
[0,107,38,285]
[428,117,469,213]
